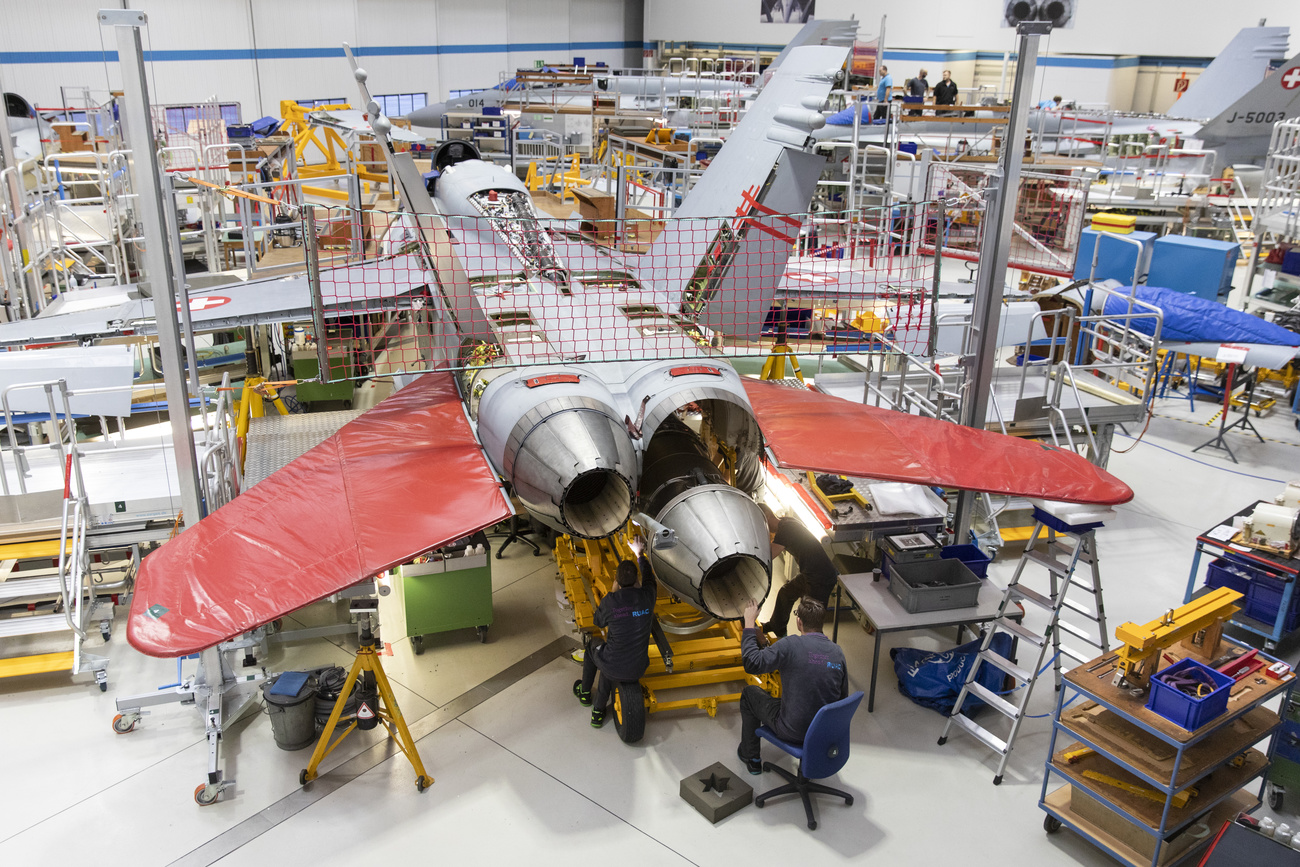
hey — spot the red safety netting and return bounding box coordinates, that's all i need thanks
[304,199,942,381]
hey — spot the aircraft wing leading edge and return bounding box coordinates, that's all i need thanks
[744,380,1134,506]
[127,372,511,657]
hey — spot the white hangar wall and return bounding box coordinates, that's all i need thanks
[0,0,646,120]
[645,0,1300,113]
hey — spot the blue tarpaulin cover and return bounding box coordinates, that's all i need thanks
[1103,285,1300,346]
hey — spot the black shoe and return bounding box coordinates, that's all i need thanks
[737,745,762,775]
[573,680,592,707]
[590,708,606,728]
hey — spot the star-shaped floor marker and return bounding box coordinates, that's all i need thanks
[700,772,730,794]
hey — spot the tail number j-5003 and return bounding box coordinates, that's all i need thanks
[1223,110,1288,125]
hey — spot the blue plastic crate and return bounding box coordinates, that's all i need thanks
[1031,506,1103,534]
[1204,554,1259,595]
[1244,571,1300,633]
[1145,658,1233,730]
[940,544,991,579]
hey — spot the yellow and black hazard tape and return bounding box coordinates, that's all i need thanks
[1151,411,1300,447]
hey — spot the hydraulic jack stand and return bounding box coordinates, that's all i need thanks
[760,317,804,384]
[299,617,433,792]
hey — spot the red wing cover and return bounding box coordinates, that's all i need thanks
[128,372,510,657]
[743,379,1133,506]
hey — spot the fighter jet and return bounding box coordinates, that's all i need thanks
[3,91,52,164]
[124,26,1132,659]
[816,25,1299,170]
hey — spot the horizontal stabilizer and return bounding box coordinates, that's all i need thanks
[744,380,1133,506]
[127,372,510,657]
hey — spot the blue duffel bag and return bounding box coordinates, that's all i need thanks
[889,632,1015,716]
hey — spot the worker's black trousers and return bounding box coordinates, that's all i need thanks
[767,573,831,638]
[581,640,639,711]
[739,685,782,760]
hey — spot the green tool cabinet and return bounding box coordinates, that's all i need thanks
[395,532,492,653]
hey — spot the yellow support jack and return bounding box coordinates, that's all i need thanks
[760,343,804,384]
[299,618,433,793]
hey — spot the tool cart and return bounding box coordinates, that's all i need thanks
[395,531,493,653]
[1039,647,1296,867]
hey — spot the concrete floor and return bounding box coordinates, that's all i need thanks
[1,387,1298,866]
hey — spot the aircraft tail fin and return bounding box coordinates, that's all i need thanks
[768,19,859,71]
[644,40,853,339]
[341,43,438,215]
[1196,51,1300,145]
[1171,26,1289,120]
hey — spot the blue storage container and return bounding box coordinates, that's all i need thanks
[1145,658,1234,730]
[1146,235,1240,301]
[1203,554,1259,595]
[1073,228,1156,284]
[940,544,991,579]
[1244,571,1300,633]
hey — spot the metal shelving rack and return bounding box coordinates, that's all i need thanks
[1039,648,1295,867]
[1242,118,1300,314]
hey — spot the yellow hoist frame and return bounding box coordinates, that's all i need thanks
[555,525,779,736]
[278,100,385,201]
[1111,587,1243,688]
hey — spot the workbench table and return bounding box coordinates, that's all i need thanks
[1182,502,1299,650]
[834,571,1013,712]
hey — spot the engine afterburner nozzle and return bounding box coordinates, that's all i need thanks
[507,404,636,539]
[649,485,771,620]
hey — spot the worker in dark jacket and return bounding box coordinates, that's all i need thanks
[934,69,959,113]
[759,504,838,639]
[574,534,656,727]
[737,596,848,774]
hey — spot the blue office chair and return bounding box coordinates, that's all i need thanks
[755,691,863,830]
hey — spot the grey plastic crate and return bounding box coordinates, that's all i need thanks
[888,558,981,613]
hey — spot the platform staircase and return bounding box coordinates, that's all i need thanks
[938,504,1111,784]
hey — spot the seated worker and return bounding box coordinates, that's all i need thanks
[759,503,839,639]
[737,596,848,774]
[573,534,656,727]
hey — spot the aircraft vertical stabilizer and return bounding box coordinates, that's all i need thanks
[1197,52,1300,151]
[1172,26,1289,120]
[645,39,854,336]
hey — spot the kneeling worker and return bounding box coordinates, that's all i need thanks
[759,503,839,638]
[574,534,656,727]
[737,596,848,774]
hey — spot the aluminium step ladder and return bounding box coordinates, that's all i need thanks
[938,504,1111,784]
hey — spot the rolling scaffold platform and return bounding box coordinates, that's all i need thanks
[555,526,779,743]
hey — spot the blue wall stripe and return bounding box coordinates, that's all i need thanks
[0,42,1214,69]
[0,40,643,64]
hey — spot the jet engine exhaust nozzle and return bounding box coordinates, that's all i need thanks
[649,485,771,620]
[508,405,636,540]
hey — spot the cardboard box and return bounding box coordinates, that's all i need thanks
[51,123,91,153]
[317,210,374,250]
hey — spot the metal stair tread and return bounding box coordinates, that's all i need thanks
[0,575,67,601]
[947,712,1008,754]
[966,680,1019,719]
[1024,548,1072,575]
[1056,619,1103,644]
[1057,644,1091,664]
[1010,584,1055,611]
[996,616,1046,647]
[979,648,1032,683]
[0,613,72,637]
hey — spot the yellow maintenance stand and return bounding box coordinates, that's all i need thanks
[555,525,779,743]
[299,617,433,793]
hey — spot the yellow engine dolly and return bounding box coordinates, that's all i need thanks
[556,526,779,744]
